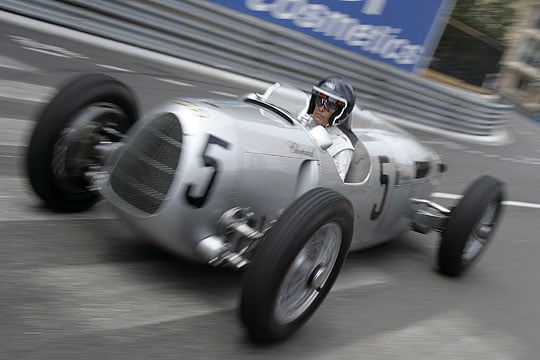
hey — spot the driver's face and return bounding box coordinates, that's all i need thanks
[312,103,334,126]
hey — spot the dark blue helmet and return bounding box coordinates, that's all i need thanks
[307,76,356,126]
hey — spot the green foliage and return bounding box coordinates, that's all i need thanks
[429,0,518,86]
[452,0,516,42]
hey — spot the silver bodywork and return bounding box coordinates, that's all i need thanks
[101,84,445,264]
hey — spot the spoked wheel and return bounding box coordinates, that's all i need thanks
[27,74,138,212]
[240,188,353,342]
[438,175,505,277]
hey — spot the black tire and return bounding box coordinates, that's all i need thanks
[438,175,505,277]
[27,73,138,212]
[240,188,354,342]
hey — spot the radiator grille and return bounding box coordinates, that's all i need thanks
[110,113,182,214]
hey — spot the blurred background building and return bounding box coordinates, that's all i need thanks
[429,0,540,119]
[498,0,540,117]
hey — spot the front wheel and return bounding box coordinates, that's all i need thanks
[240,188,354,342]
[26,74,138,212]
[438,175,505,277]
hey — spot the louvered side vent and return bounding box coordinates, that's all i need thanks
[110,113,182,214]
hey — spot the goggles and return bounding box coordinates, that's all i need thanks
[312,90,346,112]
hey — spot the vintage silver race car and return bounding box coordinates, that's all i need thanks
[26,74,505,342]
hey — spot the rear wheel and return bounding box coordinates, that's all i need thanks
[240,188,354,342]
[27,74,138,212]
[438,175,505,277]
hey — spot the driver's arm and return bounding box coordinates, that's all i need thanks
[333,149,353,180]
[326,129,354,180]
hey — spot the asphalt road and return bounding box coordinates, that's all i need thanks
[1,18,540,360]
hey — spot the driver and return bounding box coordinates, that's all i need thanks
[298,76,356,180]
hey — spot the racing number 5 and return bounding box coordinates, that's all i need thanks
[185,134,230,208]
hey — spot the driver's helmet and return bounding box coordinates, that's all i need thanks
[307,76,356,126]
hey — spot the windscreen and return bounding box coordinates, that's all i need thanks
[262,83,309,118]
[260,83,376,130]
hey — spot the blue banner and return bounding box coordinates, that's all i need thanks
[207,0,455,72]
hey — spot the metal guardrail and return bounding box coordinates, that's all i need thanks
[0,0,514,136]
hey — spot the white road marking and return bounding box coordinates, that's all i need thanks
[19,263,237,331]
[431,192,462,200]
[503,200,540,209]
[0,204,118,222]
[0,79,54,103]
[310,311,522,360]
[17,262,391,332]
[432,192,540,210]
[157,78,195,87]
[9,34,89,59]
[0,55,39,72]
[23,46,70,58]
[332,266,392,292]
[210,90,237,98]
[0,118,33,146]
[21,261,521,359]
[0,213,117,222]
[0,177,117,221]
[518,156,540,163]
[1,14,269,92]
[95,63,135,73]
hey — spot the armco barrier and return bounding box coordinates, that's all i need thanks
[0,0,514,137]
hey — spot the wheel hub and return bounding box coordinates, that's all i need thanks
[52,104,127,193]
[274,222,342,324]
[463,201,499,262]
[477,225,491,239]
[309,265,327,290]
